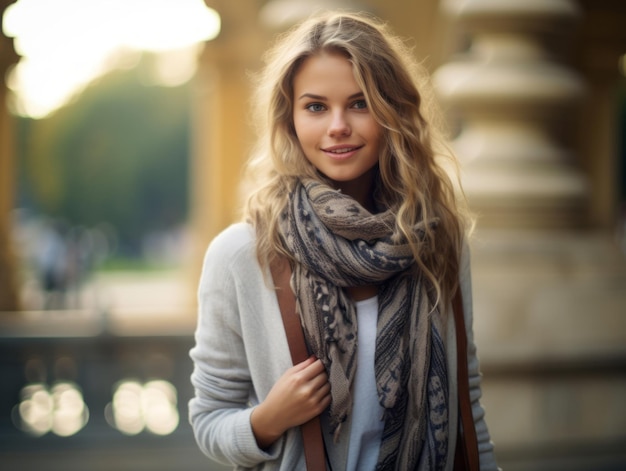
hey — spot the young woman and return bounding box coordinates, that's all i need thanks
[189,11,498,471]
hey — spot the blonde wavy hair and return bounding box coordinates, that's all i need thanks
[243,11,470,305]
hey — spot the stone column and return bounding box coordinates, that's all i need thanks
[574,0,626,229]
[434,1,626,468]
[0,0,20,311]
[187,2,268,296]
[434,0,588,228]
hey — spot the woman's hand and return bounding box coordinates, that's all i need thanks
[250,356,331,449]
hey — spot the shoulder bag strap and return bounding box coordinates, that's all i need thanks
[453,287,481,471]
[271,262,326,471]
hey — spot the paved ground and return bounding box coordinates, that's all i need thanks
[87,270,193,311]
[85,270,198,334]
[18,269,198,334]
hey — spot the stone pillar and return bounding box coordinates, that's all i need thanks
[188,2,268,293]
[434,0,588,228]
[574,0,626,229]
[0,0,20,311]
[434,1,626,468]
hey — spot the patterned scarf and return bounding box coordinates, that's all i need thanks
[279,179,449,470]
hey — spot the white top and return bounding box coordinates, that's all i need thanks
[346,296,385,471]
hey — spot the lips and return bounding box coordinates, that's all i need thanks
[323,145,361,153]
[321,145,363,160]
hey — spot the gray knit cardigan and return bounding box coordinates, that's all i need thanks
[189,222,499,470]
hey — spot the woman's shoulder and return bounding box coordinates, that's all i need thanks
[203,222,257,269]
[210,221,255,247]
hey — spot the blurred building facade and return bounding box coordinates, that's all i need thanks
[1,0,625,470]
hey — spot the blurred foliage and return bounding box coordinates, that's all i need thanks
[15,56,191,256]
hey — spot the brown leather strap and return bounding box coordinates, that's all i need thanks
[271,262,326,471]
[453,288,480,471]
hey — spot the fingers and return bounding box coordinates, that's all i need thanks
[307,366,329,391]
[292,355,320,372]
[312,380,332,411]
[252,356,331,446]
[299,361,331,415]
[294,356,326,380]
[286,357,330,411]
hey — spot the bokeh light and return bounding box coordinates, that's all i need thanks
[13,381,89,437]
[50,382,90,437]
[15,383,53,436]
[105,379,179,436]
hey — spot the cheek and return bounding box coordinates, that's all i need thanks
[294,120,318,148]
[292,115,307,142]
[368,123,384,150]
[360,114,382,137]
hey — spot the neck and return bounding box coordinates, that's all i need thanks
[329,168,377,212]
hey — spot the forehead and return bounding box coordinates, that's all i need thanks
[292,51,360,95]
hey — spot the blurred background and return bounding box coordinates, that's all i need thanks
[0,0,624,470]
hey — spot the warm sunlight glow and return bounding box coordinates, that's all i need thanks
[105,379,179,436]
[2,0,221,118]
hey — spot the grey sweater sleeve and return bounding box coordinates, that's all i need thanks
[188,224,284,468]
[460,243,500,471]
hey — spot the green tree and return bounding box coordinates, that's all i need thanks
[17,56,191,256]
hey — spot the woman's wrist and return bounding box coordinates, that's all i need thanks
[250,403,285,450]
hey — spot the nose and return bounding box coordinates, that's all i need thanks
[327,110,351,137]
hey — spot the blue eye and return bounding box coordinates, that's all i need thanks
[306,103,325,112]
[352,99,367,109]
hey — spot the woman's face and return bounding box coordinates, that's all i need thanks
[292,51,383,203]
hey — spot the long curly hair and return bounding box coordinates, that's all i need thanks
[243,11,470,305]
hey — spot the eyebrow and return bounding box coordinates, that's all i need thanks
[297,92,365,101]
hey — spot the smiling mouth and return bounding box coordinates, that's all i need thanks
[323,145,362,154]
